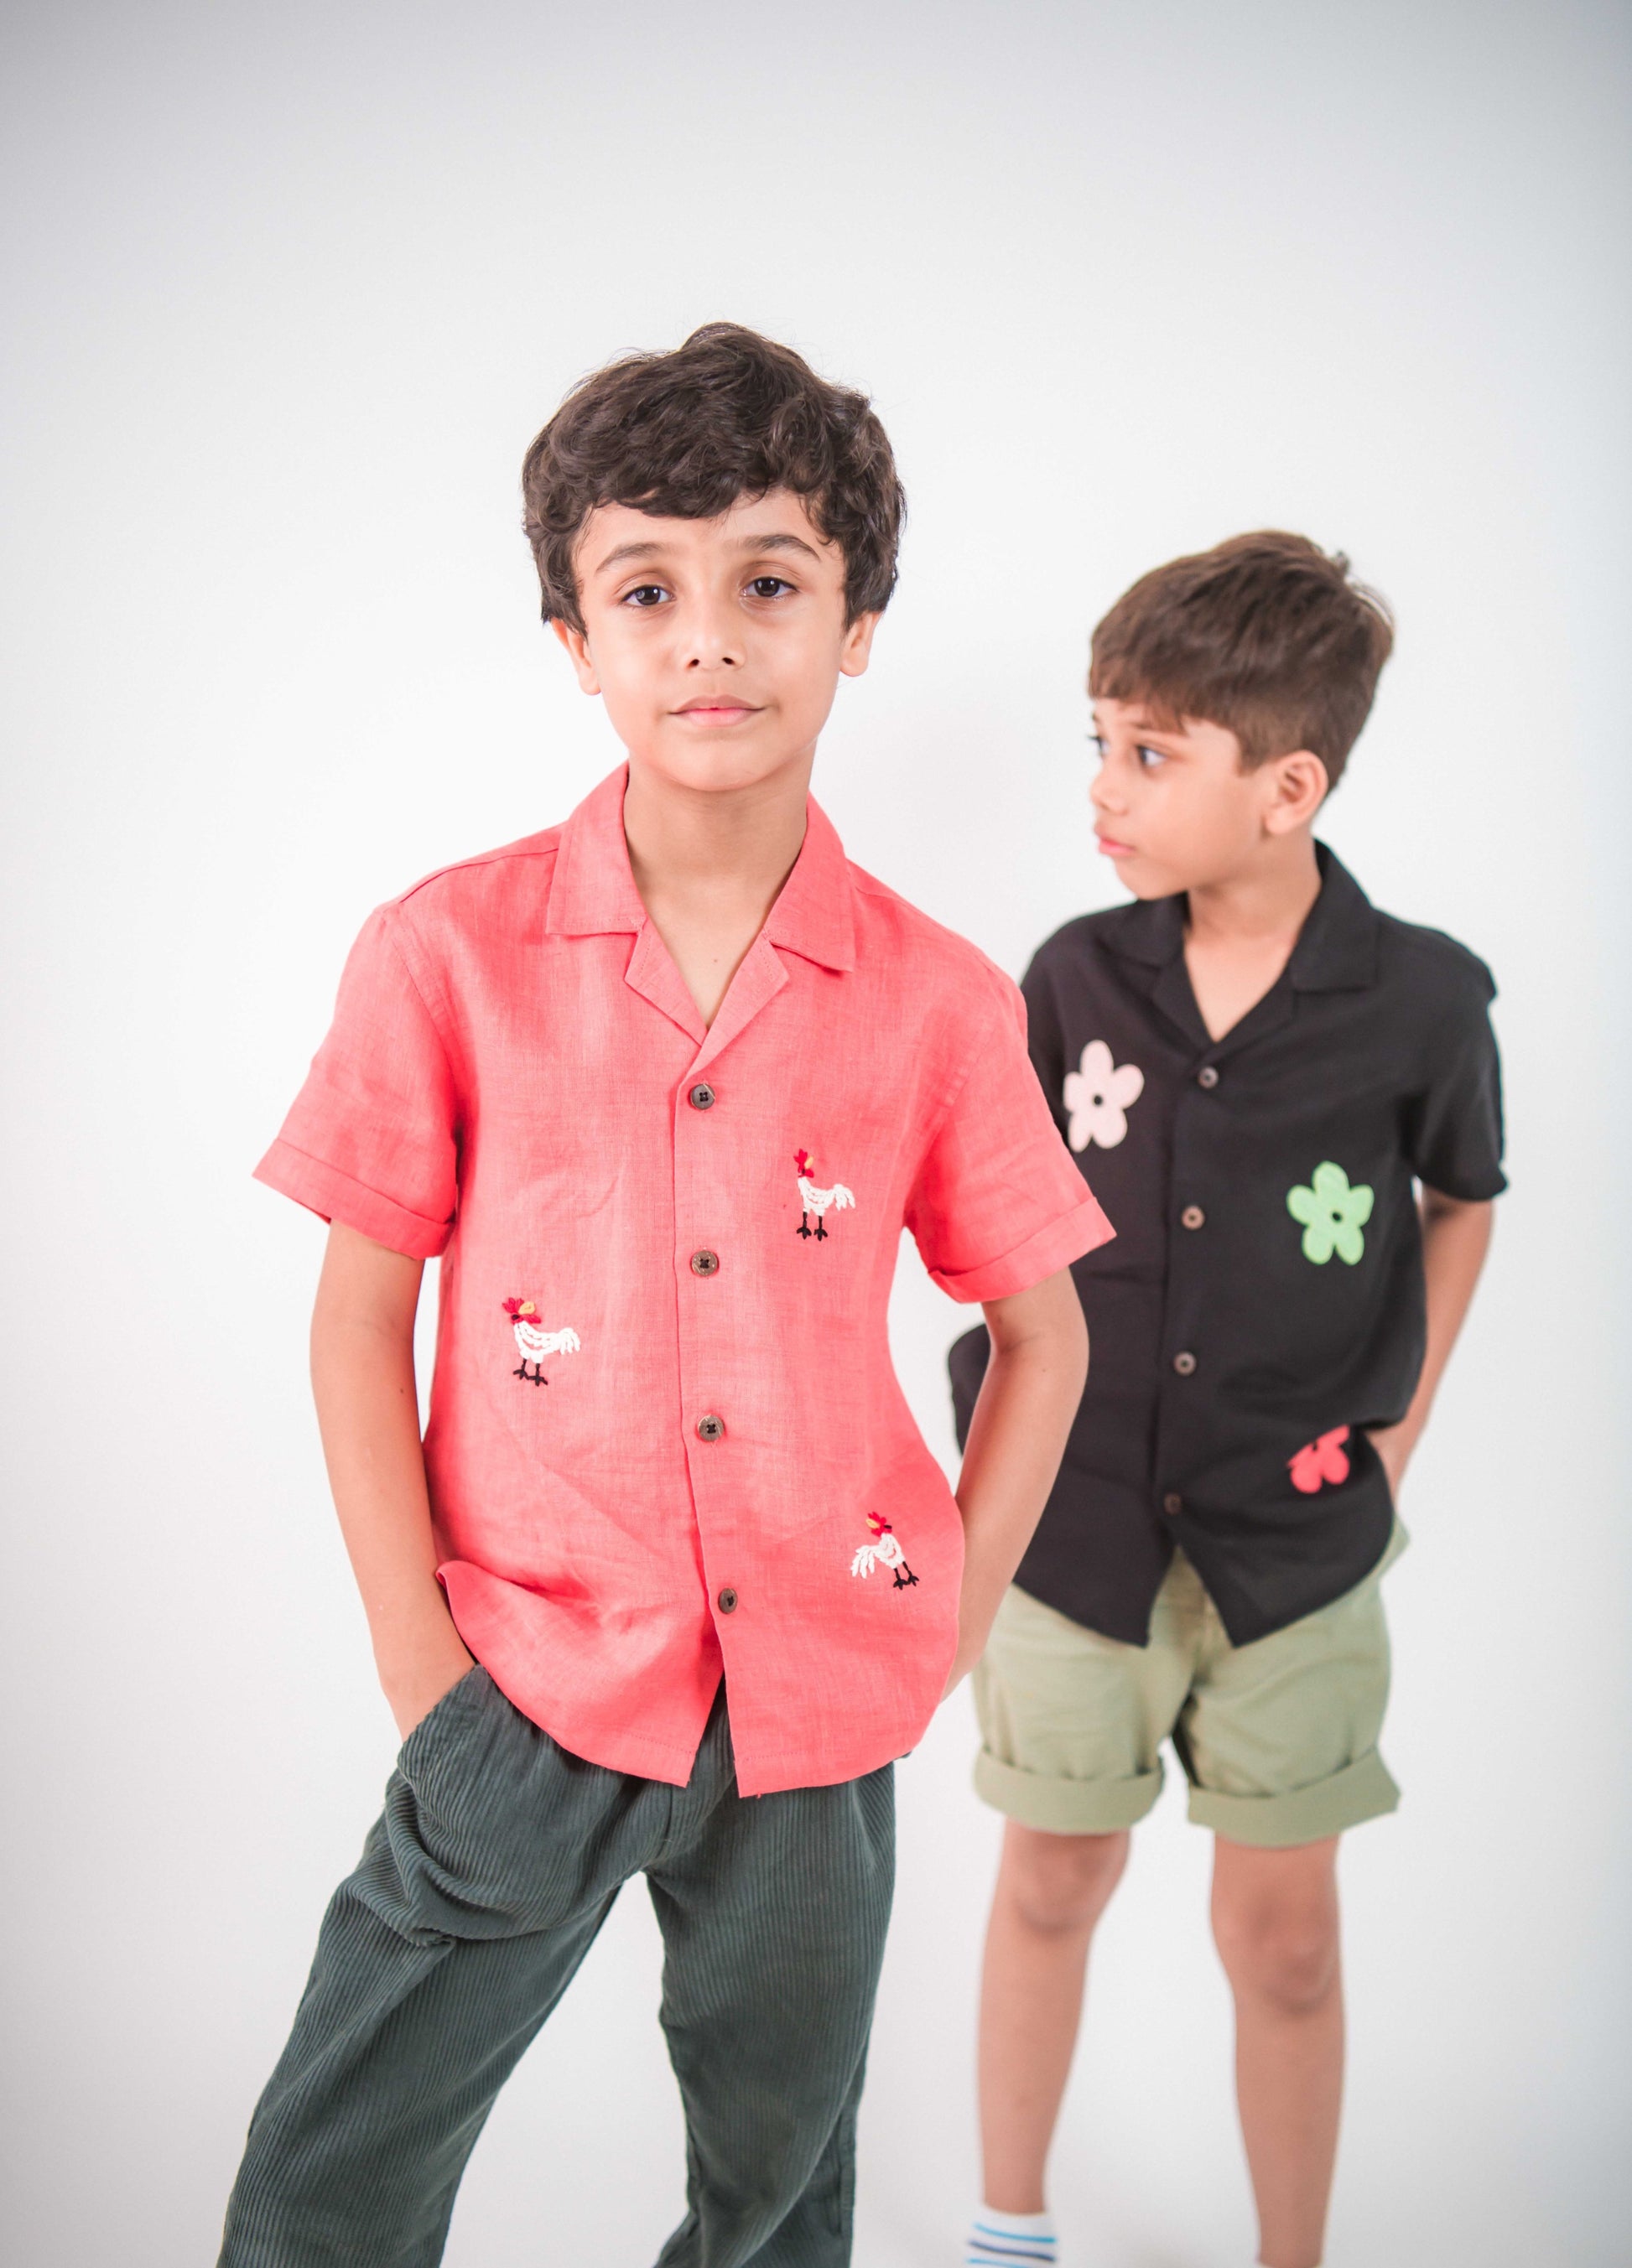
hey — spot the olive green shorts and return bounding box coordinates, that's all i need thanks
[973,1523,1408,1850]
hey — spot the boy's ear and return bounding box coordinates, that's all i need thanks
[552,616,601,696]
[1262,749,1330,834]
[839,610,881,680]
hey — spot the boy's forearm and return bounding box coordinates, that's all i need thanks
[1370,1191,1494,1482]
[310,1227,473,1735]
[946,1270,1089,1694]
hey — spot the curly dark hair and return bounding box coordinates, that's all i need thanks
[521,322,905,631]
[1090,532,1395,790]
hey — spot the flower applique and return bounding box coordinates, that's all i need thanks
[850,1510,918,1589]
[1063,1040,1145,1151]
[793,1149,855,1240]
[502,1297,581,1386]
[1289,1425,1351,1494]
[1286,1162,1374,1264]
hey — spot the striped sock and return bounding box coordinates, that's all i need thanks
[967,2206,1057,2268]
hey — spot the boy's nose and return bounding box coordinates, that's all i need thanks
[683,601,744,669]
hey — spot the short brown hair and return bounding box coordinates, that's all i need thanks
[521,322,905,631]
[1089,532,1394,789]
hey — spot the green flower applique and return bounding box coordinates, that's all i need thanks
[1286,1161,1375,1265]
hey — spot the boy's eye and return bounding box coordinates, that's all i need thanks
[622,584,669,608]
[1136,744,1167,770]
[1089,734,1108,760]
[746,575,794,599]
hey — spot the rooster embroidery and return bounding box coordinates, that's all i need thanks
[502,1298,581,1386]
[850,1510,917,1590]
[793,1149,855,1240]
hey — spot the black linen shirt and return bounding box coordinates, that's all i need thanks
[949,847,1505,1647]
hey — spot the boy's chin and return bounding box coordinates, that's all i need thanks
[1110,853,1188,900]
[629,734,808,797]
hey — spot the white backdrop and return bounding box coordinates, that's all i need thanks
[3,4,1629,2262]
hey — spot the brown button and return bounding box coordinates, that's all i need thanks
[1196,1065,1219,1090]
[716,1586,738,1614]
[688,1082,716,1110]
[690,1249,720,1276]
[696,1414,725,1442]
[1162,1492,1183,1517]
[1172,1350,1198,1376]
[1181,1204,1205,1230]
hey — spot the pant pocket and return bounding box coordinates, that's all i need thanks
[361,1669,563,1944]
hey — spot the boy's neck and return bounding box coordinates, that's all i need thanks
[1182,827,1323,949]
[621,752,815,1027]
[622,753,813,905]
[1180,829,1323,1043]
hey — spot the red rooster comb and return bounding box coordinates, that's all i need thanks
[502,1297,538,1319]
[866,1511,891,1537]
[793,1149,812,1173]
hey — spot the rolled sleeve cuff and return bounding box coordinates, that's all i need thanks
[927,1191,1115,1305]
[253,1137,453,1259]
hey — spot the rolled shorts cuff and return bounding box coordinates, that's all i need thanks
[975,1747,1165,1834]
[1188,1747,1401,1849]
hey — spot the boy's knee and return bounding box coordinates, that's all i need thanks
[1001,1824,1129,1935]
[1212,1894,1340,2012]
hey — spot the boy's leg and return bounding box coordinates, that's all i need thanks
[969,1572,1200,2214]
[220,1667,668,2268]
[1210,1835,1342,2268]
[977,1824,1128,2212]
[1178,1523,1406,2268]
[646,1757,897,2268]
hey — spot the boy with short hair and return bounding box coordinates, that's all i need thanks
[218,322,1111,2268]
[952,534,1503,2268]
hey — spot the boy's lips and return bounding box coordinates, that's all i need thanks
[1095,830,1136,857]
[674,698,761,724]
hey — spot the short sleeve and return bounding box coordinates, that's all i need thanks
[1406,977,1506,1201]
[906,968,1115,1303]
[253,906,460,1259]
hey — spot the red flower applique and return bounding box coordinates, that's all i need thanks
[1288,1425,1351,1495]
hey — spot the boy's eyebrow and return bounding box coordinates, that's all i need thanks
[590,529,825,579]
[734,531,824,563]
[590,539,668,577]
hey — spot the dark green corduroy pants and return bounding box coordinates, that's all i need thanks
[220,1670,895,2268]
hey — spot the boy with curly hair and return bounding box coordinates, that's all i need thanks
[952,535,1503,2268]
[218,324,1110,2267]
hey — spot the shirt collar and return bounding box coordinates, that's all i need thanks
[546,763,857,973]
[1099,842,1379,994]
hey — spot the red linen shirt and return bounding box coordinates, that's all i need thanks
[257,767,1114,1794]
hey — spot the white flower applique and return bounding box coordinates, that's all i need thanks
[850,1511,918,1590]
[1063,1039,1145,1150]
[793,1148,855,1240]
[502,1297,581,1386]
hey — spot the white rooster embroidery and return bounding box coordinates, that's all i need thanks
[793,1147,855,1240]
[850,1510,918,1590]
[502,1297,581,1386]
